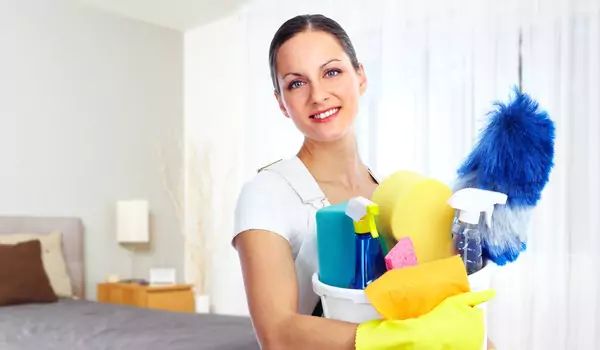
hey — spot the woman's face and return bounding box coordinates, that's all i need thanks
[274,30,367,143]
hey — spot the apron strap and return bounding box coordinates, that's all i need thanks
[259,158,327,317]
[258,158,327,208]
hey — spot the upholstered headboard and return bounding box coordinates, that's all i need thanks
[0,216,85,299]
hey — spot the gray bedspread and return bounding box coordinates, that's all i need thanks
[0,299,260,350]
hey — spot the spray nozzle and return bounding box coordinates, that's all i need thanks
[345,197,380,238]
[447,188,508,227]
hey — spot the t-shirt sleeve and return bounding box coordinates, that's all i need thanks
[232,170,298,245]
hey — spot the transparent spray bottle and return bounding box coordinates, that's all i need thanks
[447,188,507,274]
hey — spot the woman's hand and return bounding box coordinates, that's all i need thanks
[234,229,358,350]
[355,290,495,350]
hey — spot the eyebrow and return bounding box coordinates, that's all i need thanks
[281,59,342,80]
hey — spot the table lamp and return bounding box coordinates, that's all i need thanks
[116,199,149,283]
[117,199,149,244]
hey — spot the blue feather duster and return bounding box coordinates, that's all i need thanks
[453,87,556,265]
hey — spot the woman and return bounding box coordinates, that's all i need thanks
[232,14,494,350]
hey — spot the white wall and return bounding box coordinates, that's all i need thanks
[184,12,248,316]
[0,0,184,300]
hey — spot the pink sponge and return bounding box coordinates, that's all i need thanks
[385,237,419,270]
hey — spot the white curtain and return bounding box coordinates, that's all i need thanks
[237,0,600,348]
[504,1,600,349]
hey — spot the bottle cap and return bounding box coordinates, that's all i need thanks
[448,188,508,227]
[345,197,380,238]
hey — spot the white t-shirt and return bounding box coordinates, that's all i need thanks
[232,156,378,315]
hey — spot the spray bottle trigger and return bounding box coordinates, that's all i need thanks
[484,205,495,227]
[369,219,379,238]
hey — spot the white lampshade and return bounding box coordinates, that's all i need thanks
[116,200,149,243]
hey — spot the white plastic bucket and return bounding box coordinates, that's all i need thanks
[312,262,495,350]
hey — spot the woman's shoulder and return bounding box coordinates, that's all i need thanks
[233,157,311,244]
[246,157,320,195]
[244,158,298,195]
[236,157,311,212]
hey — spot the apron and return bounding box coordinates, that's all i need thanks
[259,157,380,317]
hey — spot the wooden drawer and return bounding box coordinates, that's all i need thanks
[144,288,195,312]
[97,283,195,313]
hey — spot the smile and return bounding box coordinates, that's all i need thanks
[310,107,340,120]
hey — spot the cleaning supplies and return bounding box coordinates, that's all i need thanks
[371,170,456,264]
[355,289,495,350]
[364,255,470,320]
[384,237,418,270]
[316,202,357,288]
[453,87,555,265]
[448,188,507,274]
[345,197,387,289]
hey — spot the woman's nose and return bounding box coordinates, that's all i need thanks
[309,82,330,104]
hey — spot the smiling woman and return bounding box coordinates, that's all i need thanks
[232,15,374,349]
[231,14,492,350]
[270,22,366,144]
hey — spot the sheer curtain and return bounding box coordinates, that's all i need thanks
[504,2,600,349]
[238,0,600,348]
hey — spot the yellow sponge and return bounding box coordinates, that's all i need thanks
[372,170,456,264]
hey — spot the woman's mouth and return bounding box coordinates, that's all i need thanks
[309,107,340,122]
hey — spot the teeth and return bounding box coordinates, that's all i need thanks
[313,108,339,119]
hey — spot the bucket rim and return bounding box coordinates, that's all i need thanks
[312,273,372,304]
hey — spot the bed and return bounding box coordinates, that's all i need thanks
[0,216,260,350]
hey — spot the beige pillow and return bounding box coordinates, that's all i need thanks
[0,231,73,298]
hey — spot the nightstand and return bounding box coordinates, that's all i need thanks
[97,282,195,313]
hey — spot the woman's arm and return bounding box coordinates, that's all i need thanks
[234,229,358,350]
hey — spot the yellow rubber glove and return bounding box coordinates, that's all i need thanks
[355,289,495,350]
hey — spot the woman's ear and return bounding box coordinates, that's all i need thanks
[357,63,368,95]
[274,90,290,118]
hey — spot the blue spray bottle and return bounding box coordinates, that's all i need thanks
[345,197,387,289]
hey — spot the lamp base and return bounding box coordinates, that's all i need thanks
[194,294,210,314]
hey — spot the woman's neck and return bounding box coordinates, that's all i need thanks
[297,132,369,190]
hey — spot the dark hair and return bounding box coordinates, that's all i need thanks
[268,14,360,94]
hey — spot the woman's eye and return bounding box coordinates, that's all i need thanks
[288,81,304,90]
[325,69,341,77]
